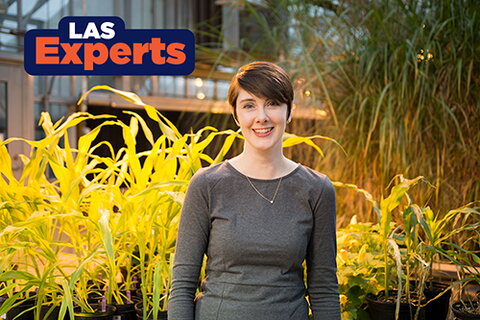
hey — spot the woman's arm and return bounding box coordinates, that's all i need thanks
[306,176,341,320]
[168,169,210,320]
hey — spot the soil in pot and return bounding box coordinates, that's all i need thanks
[74,303,117,320]
[134,302,167,320]
[452,301,480,320]
[366,290,425,320]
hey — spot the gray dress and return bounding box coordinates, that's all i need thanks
[168,160,340,320]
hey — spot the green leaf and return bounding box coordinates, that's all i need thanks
[0,270,36,281]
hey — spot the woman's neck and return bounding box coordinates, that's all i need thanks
[228,148,296,179]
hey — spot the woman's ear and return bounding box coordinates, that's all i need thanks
[287,110,293,124]
[231,110,240,126]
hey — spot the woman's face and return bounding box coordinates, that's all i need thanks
[234,88,291,153]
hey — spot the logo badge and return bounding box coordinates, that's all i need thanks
[24,16,195,75]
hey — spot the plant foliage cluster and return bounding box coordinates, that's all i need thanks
[0,86,342,319]
[335,177,480,320]
[0,86,243,319]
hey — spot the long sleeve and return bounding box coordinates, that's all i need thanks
[306,176,341,320]
[168,169,210,320]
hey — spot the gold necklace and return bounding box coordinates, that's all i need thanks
[245,176,283,204]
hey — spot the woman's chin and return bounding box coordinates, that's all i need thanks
[246,140,280,152]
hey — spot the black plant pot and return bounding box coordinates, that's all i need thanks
[6,299,35,320]
[39,305,61,320]
[423,281,451,320]
[74,304,117,320]
[115,302,137,320]
[366,290,425,320]
[452,301,480,320]
[118,290,143,320]
[86,290,139,320]
[134,302,167,320]
[135,289,143,298]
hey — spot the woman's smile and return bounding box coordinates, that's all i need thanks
[252,127,274,136]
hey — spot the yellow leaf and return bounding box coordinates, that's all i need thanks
[358,244,368,263]
[77,85,144,106]
[0,142,15,183]
[123,110,155,146]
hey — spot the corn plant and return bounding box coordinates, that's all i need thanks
[0,112,115,319]
[418,201,480,314]
[75,86,240,319]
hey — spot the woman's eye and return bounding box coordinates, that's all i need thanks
[266,101,278,107]
[243,104,254,109]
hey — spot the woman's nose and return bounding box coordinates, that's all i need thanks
[255,106,269,122]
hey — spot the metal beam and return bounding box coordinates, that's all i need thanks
[22,0,48,27]
[0,13,43,27]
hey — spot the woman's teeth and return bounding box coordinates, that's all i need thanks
[253,128,273,133]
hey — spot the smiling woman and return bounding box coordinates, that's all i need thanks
[168,61,341,320]
[232,87,291,157]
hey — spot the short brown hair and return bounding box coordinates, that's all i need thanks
[228,61,294,121]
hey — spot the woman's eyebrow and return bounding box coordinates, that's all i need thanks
[238,98,256,103]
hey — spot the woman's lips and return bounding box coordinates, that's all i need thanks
[252,127,274,137]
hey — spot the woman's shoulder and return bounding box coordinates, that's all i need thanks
[296,164,333,185]
[189,161,232,186]
[295,165,336,205]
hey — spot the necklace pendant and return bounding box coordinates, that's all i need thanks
[245,175,282,205]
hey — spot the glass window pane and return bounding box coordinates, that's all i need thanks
[0,81,6,140]
[217,80,229,101]
[34,102,44,140]
[49,76,73,98]
[175,77,185,97]
[88,76,115,89]
[0,19,19,52]
[135,77,151,96]
[87,0,114,16]
[153,0,165,28]
[49,104,68,123]
[159,76,175,96]
[203,79,214,99]
[130,0,152,28]
[187,77,196,99]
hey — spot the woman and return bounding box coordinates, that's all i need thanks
[168,61,340,320]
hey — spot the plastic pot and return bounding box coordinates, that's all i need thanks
[423,281,451,320]
[134,302,167,320]
[6,299,35,320]
[114,303,136,320]
[39,305,61,320]
[451,301,480,320]
[366,290,425,320]
[74,304,117,320]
